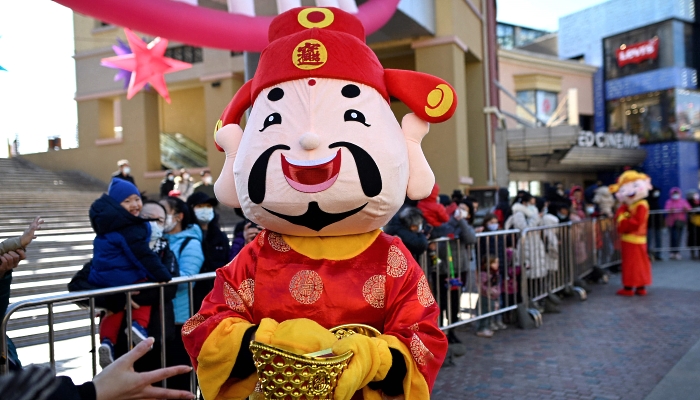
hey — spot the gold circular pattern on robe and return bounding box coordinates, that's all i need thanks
[417,275,435,307]
[181,313,206,336]
[224,281,246,312]
[289,270,324,305]
[362,275,386,309]
[386,245,408,277]
[268,232,291,252]
[238,278,255,308]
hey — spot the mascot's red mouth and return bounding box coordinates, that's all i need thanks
[281,150,341,193]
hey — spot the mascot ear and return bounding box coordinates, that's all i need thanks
[212,80,252,207]
[213,80,252,152]
[384,69,457,123]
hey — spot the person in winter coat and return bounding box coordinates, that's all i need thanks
[384,206,428,262]
[88,179,173,363]
[506,192,547,281]
[159,196,204,391]
[417,183,450,229]
[493,187,512,228]
[159,170,175,199]
[664,187,692,260]
[645,186,663,260]
[593,186,615,218]
[186,192,231,310]
[687,191,700,259]
[538,197,560,274]
[174,169,194,201]
[436,201,477,345]
[569,185,586,220]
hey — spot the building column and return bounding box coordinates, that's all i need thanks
[121,91,160,175]
[414,43,469,192]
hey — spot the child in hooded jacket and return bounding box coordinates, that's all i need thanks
[89,178,173,366]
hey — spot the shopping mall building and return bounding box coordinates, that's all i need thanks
[559,0,700,202]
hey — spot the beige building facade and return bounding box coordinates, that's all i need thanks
[23,1,495,197]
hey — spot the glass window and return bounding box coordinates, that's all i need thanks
[529,181,541,196]
[607,90,675,142]
[508,181,518,198]
[516,90,558,125]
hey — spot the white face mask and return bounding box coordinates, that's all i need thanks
[195,207,215,223]
[453,208,468,220]
[487,223,499,231]
[149,221,164,243]
[122,166,131,175]
[183,173,190,180]
[164,215,178,232]
[672,194,681,200]
[417,223,423,231]
[586,206,595,214]
[203,176,213,185]
[167,175,174,181]
[527,205,538,214]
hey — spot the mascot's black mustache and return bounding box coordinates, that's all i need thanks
[248,142,382,204]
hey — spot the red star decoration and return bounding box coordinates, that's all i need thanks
[100,29,191,103]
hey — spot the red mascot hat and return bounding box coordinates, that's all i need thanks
[215,6,457,144]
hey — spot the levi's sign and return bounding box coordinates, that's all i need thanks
[577,131,640,149]
[616,37,659,68]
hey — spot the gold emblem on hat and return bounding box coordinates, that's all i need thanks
[214,119,223,135]
[425,84,454,118]
[298,8,334,29]
[293,39,327,70]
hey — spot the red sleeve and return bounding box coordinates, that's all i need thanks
[383,238,447,391]
[618,203,648,234]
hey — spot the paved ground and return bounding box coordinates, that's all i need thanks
[433,259,700,399]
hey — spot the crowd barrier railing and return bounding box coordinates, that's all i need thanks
[647,208,700,257]
[1,217,625,384]
[0,272,215,392]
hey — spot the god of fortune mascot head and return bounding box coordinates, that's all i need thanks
[608,170,652,205]
[213,7,457,236]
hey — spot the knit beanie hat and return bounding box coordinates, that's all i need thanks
[108,178,140,203]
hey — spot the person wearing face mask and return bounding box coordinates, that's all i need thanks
[111,159,136,187]
[174,169,194,201]
[506,192,548,291]
[193,170,216,200]
[664,187,692,260]
[645,186,663,260]
[86,179,173,368]
[186,192,231,309]
[159,196,204,390]
[160,170,176,199]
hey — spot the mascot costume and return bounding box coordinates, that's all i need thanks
[182,7,456,400]
[609,171,653,296]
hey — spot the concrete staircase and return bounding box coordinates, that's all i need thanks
[1,157,105,347]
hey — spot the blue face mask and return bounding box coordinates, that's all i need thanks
[487,223,499,231]
[557,213,567,220]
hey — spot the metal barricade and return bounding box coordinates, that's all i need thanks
[571,219,596,279]
[648,208,700,258]
[519,223,579,307]
[594,216,621,269]
[0,272,215,393]
[420,229,521,332]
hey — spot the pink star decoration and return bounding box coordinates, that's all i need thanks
[100,29,192,103]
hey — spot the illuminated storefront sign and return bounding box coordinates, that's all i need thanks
[577,131,640,149]
[616,37,659,67]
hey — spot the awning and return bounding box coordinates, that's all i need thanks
[502,126,647,172]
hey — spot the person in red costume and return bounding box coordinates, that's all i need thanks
[609,171,653,296]
[417,183,450,228]
[181,7,458,400]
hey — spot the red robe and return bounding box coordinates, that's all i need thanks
[182,229,447,399]
[615,200,653,287]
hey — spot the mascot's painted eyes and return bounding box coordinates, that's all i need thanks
[344,109,370,127]
[260,112,282,132]
[341,84,360,98]
[268,87,284,101]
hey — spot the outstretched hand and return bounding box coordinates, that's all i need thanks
[92,337,195,400]
[20,216,44,248]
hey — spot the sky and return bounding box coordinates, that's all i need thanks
[0,0,611,156]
